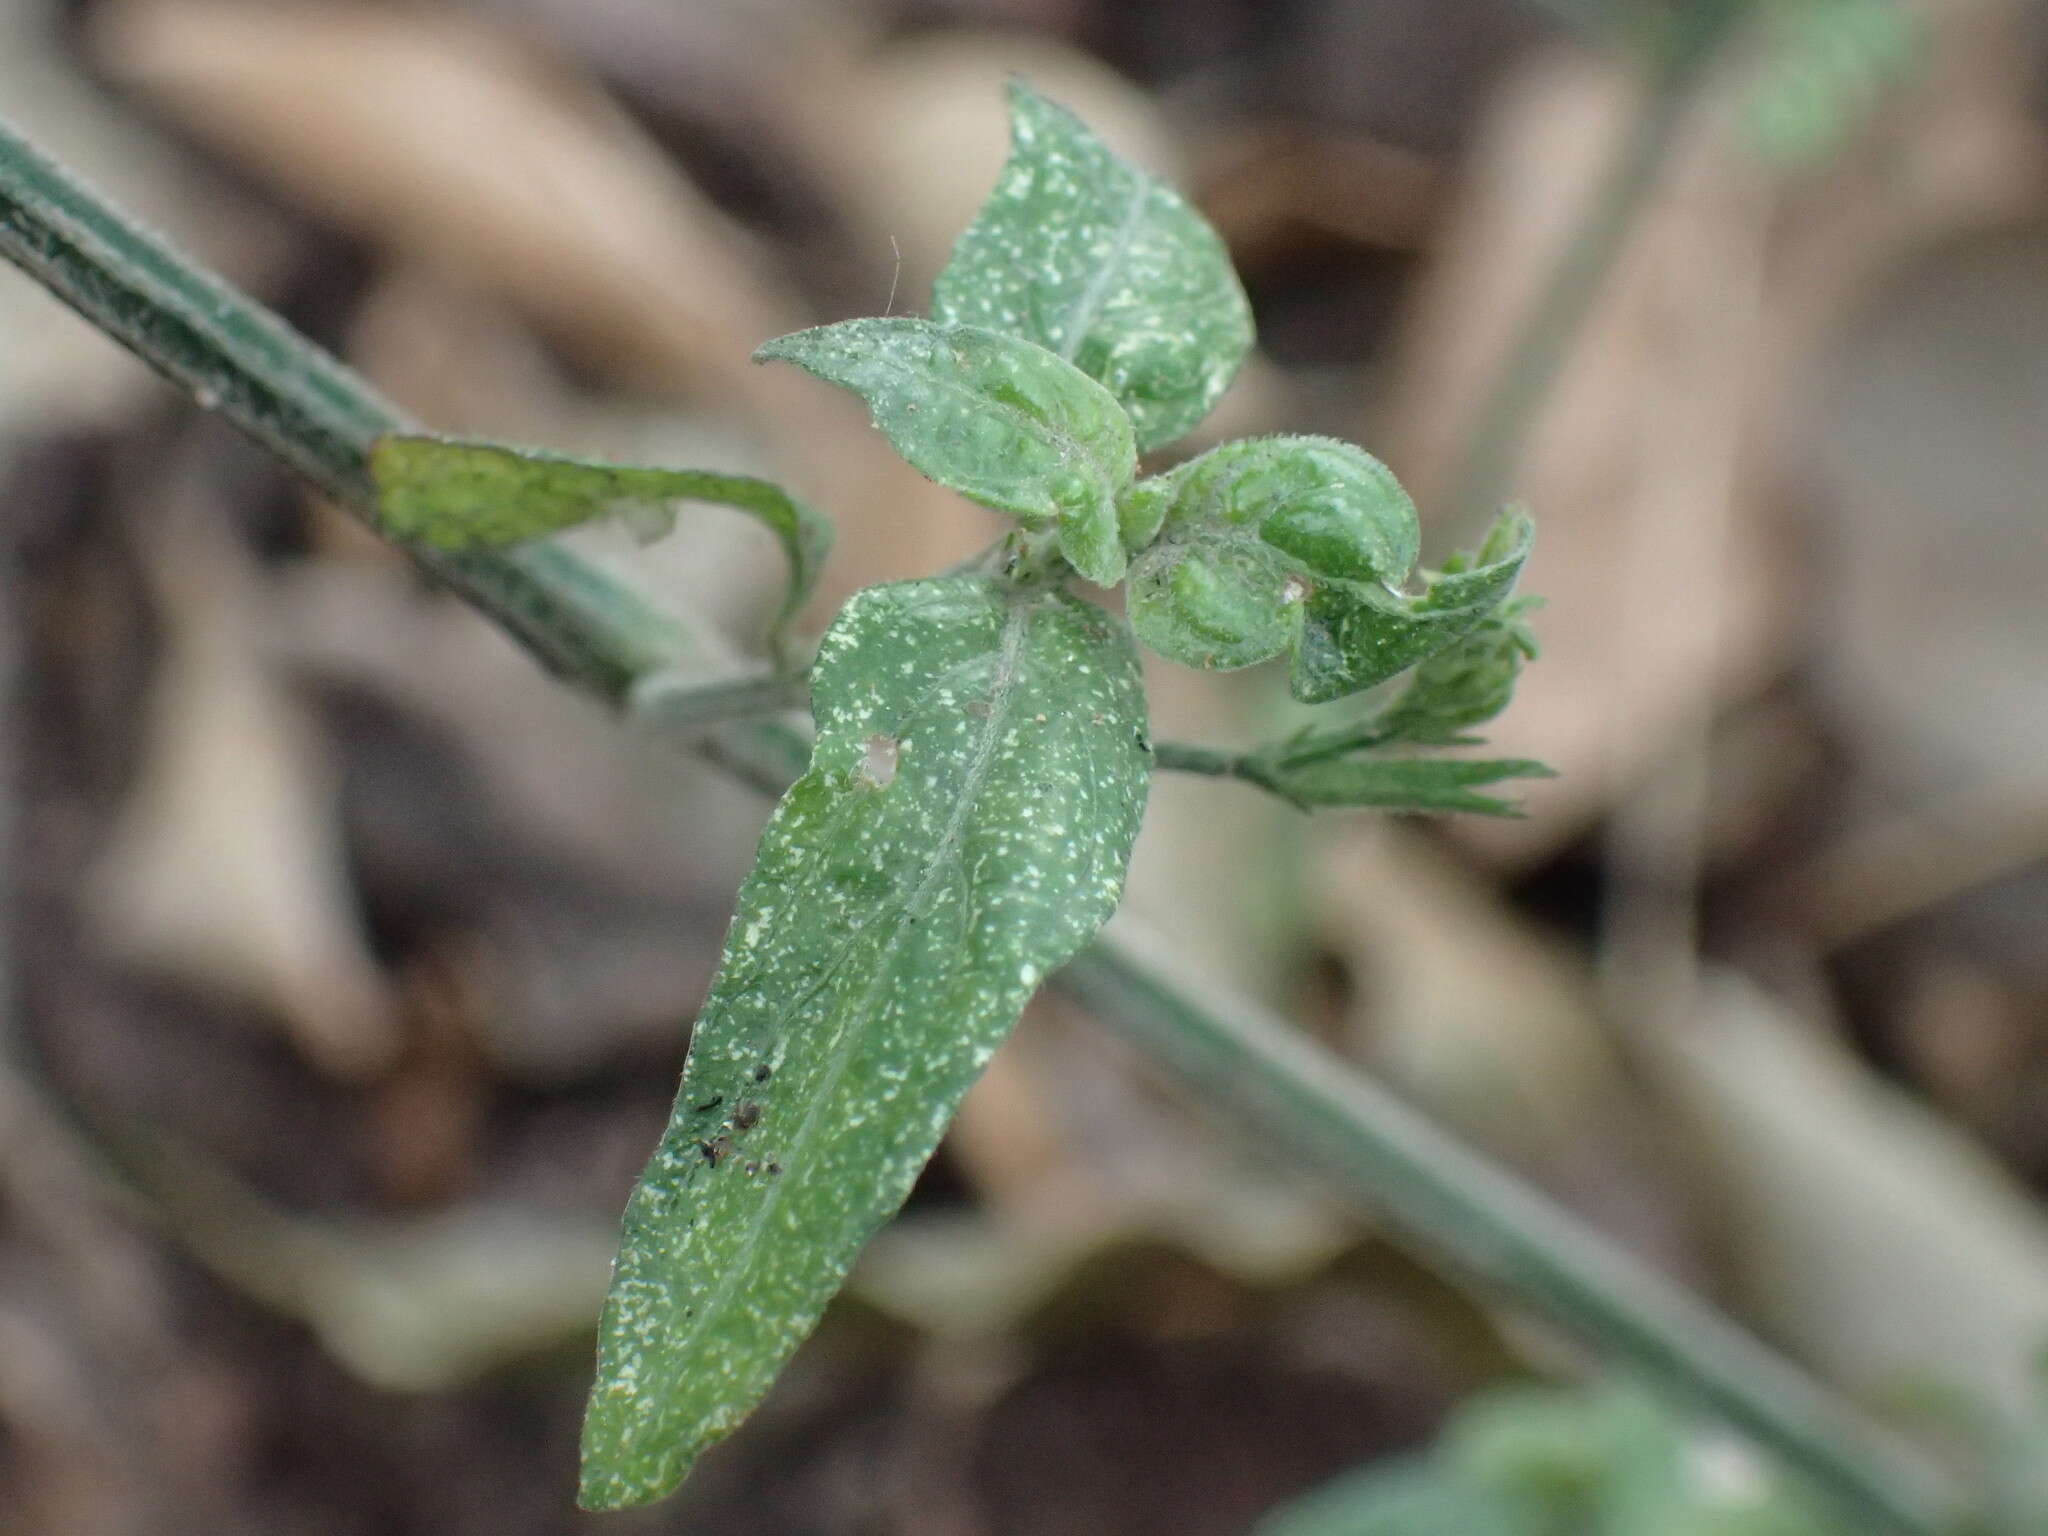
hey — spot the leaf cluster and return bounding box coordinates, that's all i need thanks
[365,79,1552,1509]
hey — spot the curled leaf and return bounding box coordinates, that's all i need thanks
[1292,511,1533,704]
[1122,435,1434,684]
[370,436,832,660]
[754,317,1136,585]
[1128,527,1304,671]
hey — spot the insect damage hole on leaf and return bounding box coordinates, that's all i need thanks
[579,574,1149,1509]
[857,733,901,788]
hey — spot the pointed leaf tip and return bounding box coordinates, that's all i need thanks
[932,79,1254,451]
[579,575,1150,1504]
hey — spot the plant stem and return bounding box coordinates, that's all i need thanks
[1151,741,1241,777]
[0,111,1970,1536]
[1155,726,1401,801]
[1061,927,1963,1536]
[1441,2,1747,538]
[628,669,807,735]
[0,116,691,701]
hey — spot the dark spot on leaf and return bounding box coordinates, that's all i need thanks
[753,1064,772,1083]
[732,1101,762,1133]
[692,1094,723,1114]
[766,1163,783,1177]
[698,1136,733,1167]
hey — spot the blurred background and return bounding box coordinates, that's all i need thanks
[4,0,2048,1530]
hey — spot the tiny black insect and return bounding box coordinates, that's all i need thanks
[753,1064,772,1083]
[732,1100,762,1132]
[697,1135,733,1167]
[692,1093,723,1114]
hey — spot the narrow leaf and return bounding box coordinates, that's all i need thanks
[1292,510,1533,704]
[754,318,1136,585]
[580,574,1151,1507]
[1268,756,1554,817]
[370,436,832,661]
[931,80,1254,452]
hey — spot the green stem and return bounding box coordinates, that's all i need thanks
[1061,929,1963,1536]
[1275,721,1394,769]
[0,115,689,701]
[629,669,808,736]
[1441,2,1747,539]
[0,110,1970,1536]
[1151,741,1242,778]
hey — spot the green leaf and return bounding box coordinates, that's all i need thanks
[1123,436,1423,676]
[1128,524,1304,670]
[1162,435,1420,581]
[1256,1461,1547,1536]
[755,318,1137,586]
[1372,597,1541,746]
[579,574,1150,1508]
[1447,1384,1668,1516]
[1292,509,1533,704]
[931,80,1254,452]
[1746,0,1919,168]
[1265,1384,1851,1536]
[1263,755,1554,817]
[369,436,832,662]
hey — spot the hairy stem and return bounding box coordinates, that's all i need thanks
[0,111,1968,1536]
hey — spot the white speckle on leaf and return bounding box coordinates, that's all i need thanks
[585,575,1149,1506]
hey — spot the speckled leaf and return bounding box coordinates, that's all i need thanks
[1123,436,1423,674]
[931,81,1254,452]
[580,574,1150,1508]
[755,318,1135,585]
[1292,510,1533,704]
[1266,756,1554,817]
[1128,526,1304,670]
[1147,436,1420,580]
[370,435,832,659]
